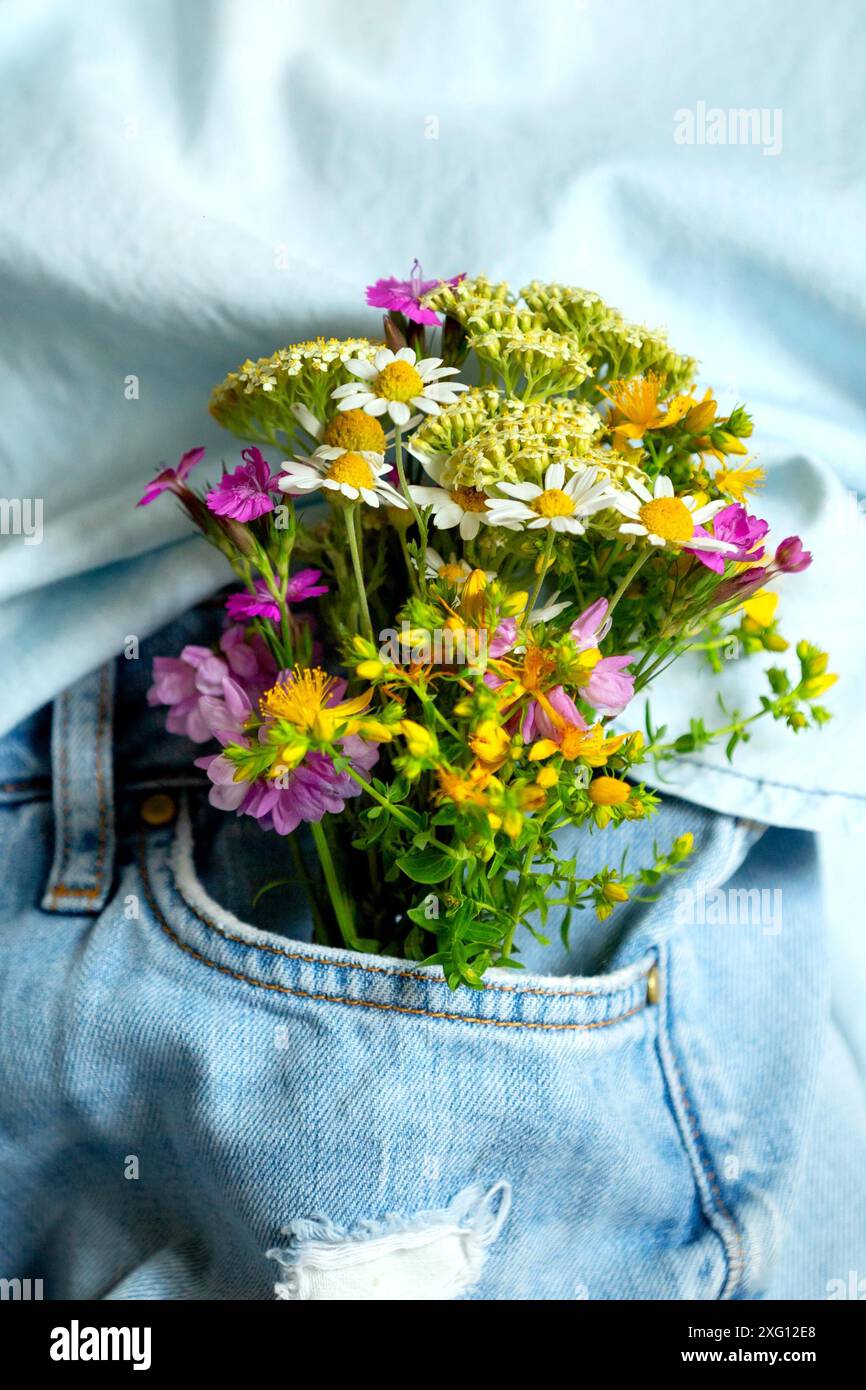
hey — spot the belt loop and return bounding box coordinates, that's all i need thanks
[42,661,116,914]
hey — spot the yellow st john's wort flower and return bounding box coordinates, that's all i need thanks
[801,672,838,699]
[469,719,511,768]
[458,568,490,625]
[714,464,765,504]
[261,668,391,745]
[435,765,497,808]
[599,373,693,440]
[529,717,631,766]
[587,776,632,806]
[399,720,438,759]
[486,645,563,714]
[602,881,630,904]
[740,589,779,629]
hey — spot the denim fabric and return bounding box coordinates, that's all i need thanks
[0,606,864,1300]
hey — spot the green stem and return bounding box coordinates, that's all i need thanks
[525,531,555,625]
[394,428,428,594]
[607,548,651,618]
[343,505,374,645]
[287,833,328,945]
[501,825,542,959]
[397,526,420,595]
[310,819,360,948]
[343,766,423,832]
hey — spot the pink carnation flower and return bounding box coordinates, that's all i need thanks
[206,447,282,522]
[686,503,768,575]
[224,569,328,623]
[137,447,205,506]
[579,655,635,717]
[366,261,465,326]
[570,597,612,651]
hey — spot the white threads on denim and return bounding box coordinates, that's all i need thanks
[266,1179,511,1300]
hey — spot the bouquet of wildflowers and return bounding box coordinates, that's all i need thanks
[139,265,834,987]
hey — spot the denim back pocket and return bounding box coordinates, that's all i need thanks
[116,794,740,1301]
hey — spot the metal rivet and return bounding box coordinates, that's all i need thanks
[140,793,177,827]
[646,964,660,1005]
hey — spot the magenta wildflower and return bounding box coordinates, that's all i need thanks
[225,569,329,623]
[570,598,611,651]
[773,536,812,573]
[365,261,466,326]
[147,625,276,742]
[206,447,281,522]
[286,568,329,602]
[686,503,769,575]
[579,655,636,717]
[137,447,205,507]
[225,582,281,623]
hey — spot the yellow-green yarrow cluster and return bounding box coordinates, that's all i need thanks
[414,393,635,490]
[521,281,697,391]
[469,327,592,395]
[209,338,382,446]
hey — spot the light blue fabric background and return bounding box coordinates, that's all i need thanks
[1,0,864,839]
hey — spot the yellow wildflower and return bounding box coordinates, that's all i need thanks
[599,373,691,439]
[587,776,631,807]
[741,589,778,629]
[470,719,511,768]
[261,669,374,742]
[400,720,437,759]
[715,464,765,503]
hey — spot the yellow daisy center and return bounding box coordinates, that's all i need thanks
[438,562,467,583]
[325,452,376,491]
[449,486,488,512]
[638,496,694,543]
[532,487,574,518]
[323,409,386,452]
[375,360,424,402]
[588,776,631,807]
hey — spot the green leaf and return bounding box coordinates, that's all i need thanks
[395,845,454,884]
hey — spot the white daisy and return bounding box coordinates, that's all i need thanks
[424,548,474,584]
[530,591,572,623]
[422,549,496,585]
[614,474,734,551]
[279,449,407,509]
[409,483,492,540]
[331,346,467,427]
[484,463,618,535]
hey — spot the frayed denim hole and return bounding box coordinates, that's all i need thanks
[266,1179,511,1301]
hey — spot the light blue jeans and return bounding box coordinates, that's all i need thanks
[0,605,864,1300]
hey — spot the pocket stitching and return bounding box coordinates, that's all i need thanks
[654,941,748,1299]
[140,836,650,1032]
[164,806,651,1001]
